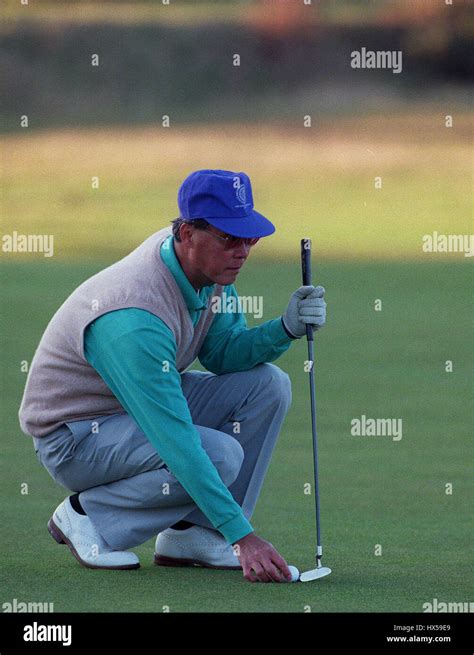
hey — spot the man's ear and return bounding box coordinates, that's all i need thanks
[179,223,193,244]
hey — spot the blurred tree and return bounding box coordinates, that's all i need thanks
[378,0,449,26]
[244,0,318,37]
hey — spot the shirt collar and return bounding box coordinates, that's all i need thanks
[160,235,207,311]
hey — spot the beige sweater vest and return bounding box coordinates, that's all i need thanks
[19,227,223,437]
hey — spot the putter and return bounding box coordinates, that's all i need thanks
[299,238,332,583]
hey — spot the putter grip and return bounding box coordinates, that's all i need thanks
[301,239,312,285]
[300,238,314,341]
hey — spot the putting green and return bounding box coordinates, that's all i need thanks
[1,258,471,612]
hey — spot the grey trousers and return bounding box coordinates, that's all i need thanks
[33,363,291,550]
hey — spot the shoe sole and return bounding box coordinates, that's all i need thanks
[48,518,140,570]
[153,553,241,570]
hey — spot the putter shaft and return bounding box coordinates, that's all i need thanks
[306,333,323,566]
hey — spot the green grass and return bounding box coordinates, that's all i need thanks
[1,258,472,612]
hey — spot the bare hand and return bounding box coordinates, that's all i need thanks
[233,532,292,583]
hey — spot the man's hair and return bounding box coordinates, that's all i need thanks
[171,217,209,241]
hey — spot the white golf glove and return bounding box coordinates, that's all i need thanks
[282,285,326,338]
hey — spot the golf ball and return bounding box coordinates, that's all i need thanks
[288,565,300,582]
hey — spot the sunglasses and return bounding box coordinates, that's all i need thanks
[202,226,260,250]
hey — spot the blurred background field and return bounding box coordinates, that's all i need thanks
[1,0,472,260]
[1,0,472,614]
[2,114,472,261]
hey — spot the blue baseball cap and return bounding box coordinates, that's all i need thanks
[177,169,275,238]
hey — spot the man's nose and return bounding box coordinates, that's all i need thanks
[233,242,251,257]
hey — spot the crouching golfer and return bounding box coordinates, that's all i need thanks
[19,169,326,583]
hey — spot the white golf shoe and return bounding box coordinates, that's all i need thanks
[154,525,242,570]
[48,497,140,570]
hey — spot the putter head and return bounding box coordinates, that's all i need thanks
[299,566,332,582]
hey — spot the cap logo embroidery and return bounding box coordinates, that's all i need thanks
[236,185,247,205]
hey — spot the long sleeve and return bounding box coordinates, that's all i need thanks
[198,285,293,375]
[83,308,253,544]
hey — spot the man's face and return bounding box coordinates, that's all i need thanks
[184,224,257,287]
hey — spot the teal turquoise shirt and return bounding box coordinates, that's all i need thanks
[84,236,293,544]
